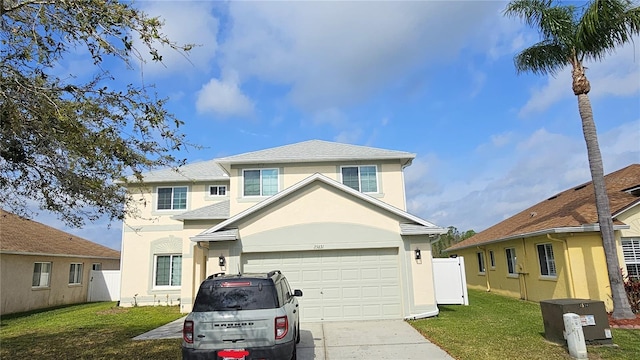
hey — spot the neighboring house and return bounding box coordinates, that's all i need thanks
[446,164,640,312]
[0,210,121,315]
[119,140,447,321]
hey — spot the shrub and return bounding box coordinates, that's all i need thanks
[624,275,640,313]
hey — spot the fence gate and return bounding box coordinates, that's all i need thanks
[88,270,121,302]
[433,257,469,305]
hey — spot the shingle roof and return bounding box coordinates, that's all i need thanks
[172,201,230,220]
[215,140,416,165]
[0,210,121,259]
[447,164,640,251]
[130,160,229,183]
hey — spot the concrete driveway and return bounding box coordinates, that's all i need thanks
[134,318,453,359]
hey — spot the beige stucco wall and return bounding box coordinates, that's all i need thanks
[228,161,408,215]
[0,254,119,315]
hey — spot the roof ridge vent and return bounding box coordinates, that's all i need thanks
[574,184,587,191]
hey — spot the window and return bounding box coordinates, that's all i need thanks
[92,263,102,271]
[243,169,278,196]
[506,248,517,275]
[477,252,486,273]
[32,262,52,287]
[157,186,187,210]
[341,165,378,193]
[537,243,556,277]
[155,255,182,287]
[209,185,227,196]
[489,250,496,268]
[69,263,83,285]
[622,238,640,279]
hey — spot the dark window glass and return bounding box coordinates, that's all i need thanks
[193,283,277,311]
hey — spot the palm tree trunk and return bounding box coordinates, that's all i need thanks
[577,93,635,319]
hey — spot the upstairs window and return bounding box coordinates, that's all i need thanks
[209,185,227,196]
[157,186,187,210]
[69,263,83,285]
[32,262,52,288]
[537,243,556,277]
[622,238,640,279]
[506,248,517,275]
[341,165,378,193]
[243,169,278,196]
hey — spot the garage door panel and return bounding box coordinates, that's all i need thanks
[242,248,402,321]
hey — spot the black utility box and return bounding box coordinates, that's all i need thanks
[540,299,612,345]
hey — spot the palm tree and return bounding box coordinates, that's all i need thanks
[504,0,639,319]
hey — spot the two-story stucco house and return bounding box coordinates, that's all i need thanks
[119,140,446,321]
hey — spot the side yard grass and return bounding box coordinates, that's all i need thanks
[0,302,183,359]
[410,289,640,360]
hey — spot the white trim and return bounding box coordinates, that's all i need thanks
[0,251,119,259]
[69,263,83,285]
[613,200,640,218]
[192,173,445,241]
[208,185,228,197]
[153,254,182,289]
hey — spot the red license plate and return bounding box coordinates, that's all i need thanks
[219,349,249,360]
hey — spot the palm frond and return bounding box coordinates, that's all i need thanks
[577,0,640,61]
[504,0,574,41]
[514,40,569,75]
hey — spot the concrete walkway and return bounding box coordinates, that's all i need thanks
[134,318,454,360]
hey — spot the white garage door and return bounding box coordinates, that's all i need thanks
[242,248,402,321]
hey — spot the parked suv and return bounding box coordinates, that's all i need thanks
[182,270,303,360]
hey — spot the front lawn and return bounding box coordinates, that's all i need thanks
[0,302,183,359]
[411,289,640,360]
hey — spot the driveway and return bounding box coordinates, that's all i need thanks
[134,318,453,360]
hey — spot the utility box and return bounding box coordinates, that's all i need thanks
[540,299,612,345]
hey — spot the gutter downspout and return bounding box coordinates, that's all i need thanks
[519,238,529,301]
[478,246,491,292]
[547,234,576,298]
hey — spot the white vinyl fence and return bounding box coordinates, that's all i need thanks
[433,257,469,305]
[88,270,121,302]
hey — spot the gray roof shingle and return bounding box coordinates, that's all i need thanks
[172,201,230,220]
[131,160,229,183]
[215,140,416,165]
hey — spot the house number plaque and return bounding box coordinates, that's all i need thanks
[313,244,325,250]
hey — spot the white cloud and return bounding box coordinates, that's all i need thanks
[196,70,254,117]
[134,1,219,76]
[406,120,639,232]
[217,1,501,111]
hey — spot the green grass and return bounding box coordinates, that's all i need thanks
[410,289,640,360]
[0,302,184,359]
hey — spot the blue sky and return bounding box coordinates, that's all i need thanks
[36,1,639,251]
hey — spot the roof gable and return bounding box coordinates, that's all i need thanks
[215,140,416,165]
[0,210,121,258]
[192,173,444,241]
[448,164,640,251]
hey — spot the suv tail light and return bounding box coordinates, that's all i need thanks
[183,320,194,344]
[275,315,288,340]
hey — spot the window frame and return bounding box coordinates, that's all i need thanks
[69,263,83,285]
[537,243,557,278]
[208,185,228,197]
[242,168,279,197]
[477,252,486,274]
[505,248,517,276]
[622,237,640,279]
[340,165,379,193]
[153,254,182,289]
[489,250,496,269]
[156,186,188,211]
[32,262,52,288]
[92,263,102,271]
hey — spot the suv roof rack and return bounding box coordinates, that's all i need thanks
[206,272,226,279]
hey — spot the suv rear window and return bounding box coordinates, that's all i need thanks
[192,281,277,311]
